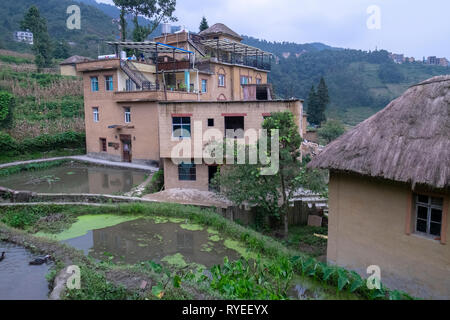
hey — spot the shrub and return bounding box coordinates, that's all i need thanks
[0,132,17,152]
[0,91,14,127]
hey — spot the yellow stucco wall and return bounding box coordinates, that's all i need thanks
[328,171,450,299]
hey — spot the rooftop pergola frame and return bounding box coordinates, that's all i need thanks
[107,41,194,55]
[200,39,273,71]
[200,39,272,57]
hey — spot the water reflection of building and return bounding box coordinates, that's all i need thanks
[87,167,144,194]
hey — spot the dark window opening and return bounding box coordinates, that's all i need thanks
[208,118,214,127]
[225,116,244,138]
[256,86,269,100]
[178,163,196,181]
[208,166,218,191]
[100,138,107,152]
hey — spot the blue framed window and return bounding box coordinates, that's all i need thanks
[105,76,113,91]
[178,163,196,181]
[201,79,207,93]
[172,117,191,138]
[91,77,99,92]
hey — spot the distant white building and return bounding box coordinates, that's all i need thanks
[14,31,34,45]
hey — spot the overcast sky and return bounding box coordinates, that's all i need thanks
[97,0,450,59]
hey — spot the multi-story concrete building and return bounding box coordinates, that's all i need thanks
[14,30,34,45]
[76,23,305,191]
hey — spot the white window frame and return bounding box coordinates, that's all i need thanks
[218,74,225,87]
[124,107,131,123]
[93,107,99,122]
[201,79,208,93]
[172,117,191,138]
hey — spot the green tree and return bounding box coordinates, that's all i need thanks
[306,85,319,125]
[125,0,178,42]
[0,91,14,128]
[317,119,346,145]
[21,6,53,69]
[199,16,209,32]
[113,0,132,41]
[213,111,303,238]
[53,40,70,59]
[316,77,329,125]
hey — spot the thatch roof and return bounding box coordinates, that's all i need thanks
[308,75,450,189]
[199,23,243,41]
[60,55,93,65]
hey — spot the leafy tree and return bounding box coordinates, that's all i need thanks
[124,0,178,42]
[113,0,132,41]
[21,6,53,69]
[199,16,209,32]
[213,111,303,238]
[317,119,346,145]
[53,40,70,59]
[0,91,14,128]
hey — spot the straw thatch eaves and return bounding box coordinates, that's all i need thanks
[199,23,243,41]
[308,75,450,189]
[60,55,93,65]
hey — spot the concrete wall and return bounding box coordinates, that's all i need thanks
[328,171,450,299]
[158,100,304,159]
[163,158,209,191]
[60,64,79,77]
[82,66,161,165]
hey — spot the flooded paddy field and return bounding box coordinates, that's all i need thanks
[38,215,240,269]
[0,161,148,194]
[0,241,53,300]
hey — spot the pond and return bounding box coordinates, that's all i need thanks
[39,215,241,269]
[0,162,148,194]
[0,241,53,300]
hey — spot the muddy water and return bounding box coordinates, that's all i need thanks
[62,217,239,268]
[0,162,147,194]
[0,241,53,300]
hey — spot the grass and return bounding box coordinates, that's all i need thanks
[0,148,84,164]
[283,225,328,257]
[0,54,33,65]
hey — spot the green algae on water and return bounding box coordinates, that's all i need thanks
[161,253,188,268]
[36,214,140,241]
[180,223,203,231]
[209,235,221,242]
[224,239,258,260]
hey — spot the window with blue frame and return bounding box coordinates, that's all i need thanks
[172,117,191,138]
[178,162,196,181]
[105,76,114,91]
[201,79,208,93]
[91,77,99,92]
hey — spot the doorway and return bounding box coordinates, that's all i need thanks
[120,134,132,163]
[208,166,218,191]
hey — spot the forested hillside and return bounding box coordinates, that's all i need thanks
[248,38,450,125]
[0,0,117,57]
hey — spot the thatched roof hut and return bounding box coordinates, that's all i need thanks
[199,23,243,41]
[308,75,450,189]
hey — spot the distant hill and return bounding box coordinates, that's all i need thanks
[2,0,448,125]
[244,37,450,125]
